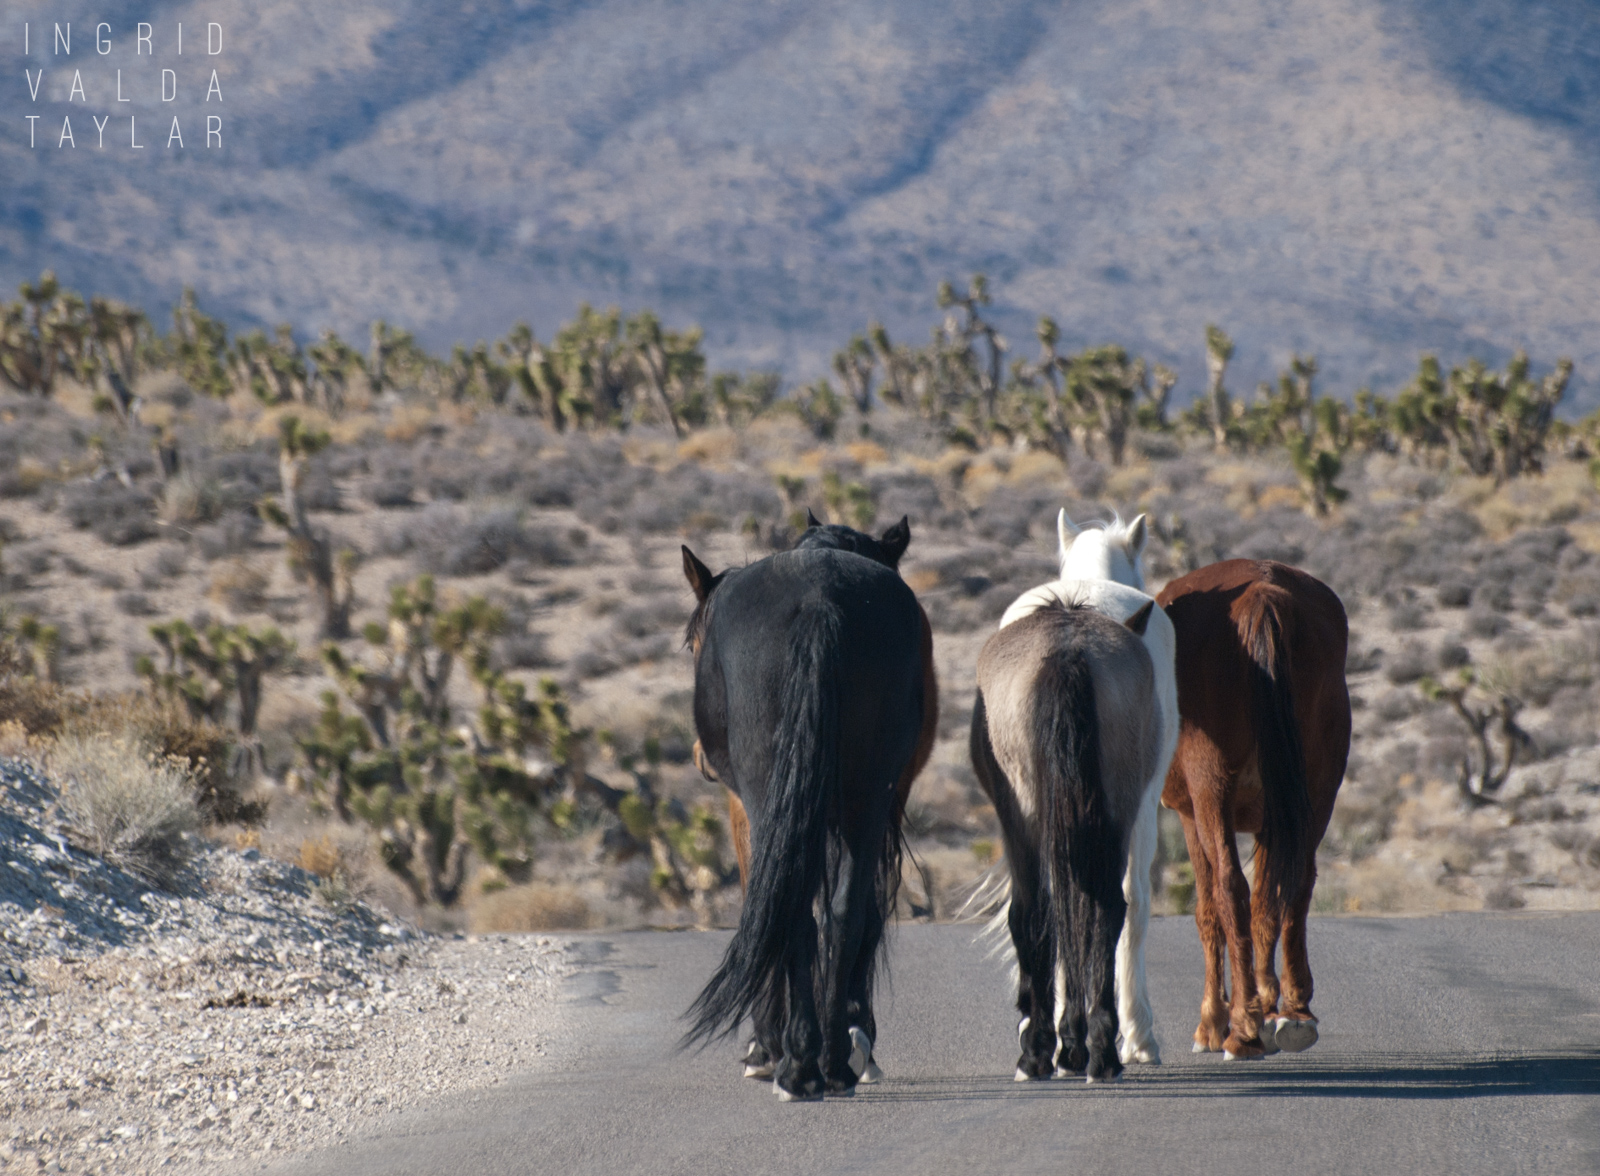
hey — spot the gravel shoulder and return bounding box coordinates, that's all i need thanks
[0,759,574,1176]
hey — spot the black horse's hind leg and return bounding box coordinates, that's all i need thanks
[1084,886,1128,1082]
[823,839,886,1094]
[1007,855,1058,1080]
[843,863,888,1085]
[743,975,787,1079]
[774,912,826,1101]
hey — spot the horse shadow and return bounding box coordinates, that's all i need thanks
[852,1049,1600,1102]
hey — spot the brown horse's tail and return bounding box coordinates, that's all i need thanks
[1239,583,1312,916]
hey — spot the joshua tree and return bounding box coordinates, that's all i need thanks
[258,415,355,639]
[1420,670,1533,808]
[1204,324,1234,450]
[0,271,89,397]
[832,334,877,416]
[302,575,590,906]
[138,619,294,774]
[937,274,1006,424]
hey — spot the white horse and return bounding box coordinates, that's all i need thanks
[994,510,1179,1066]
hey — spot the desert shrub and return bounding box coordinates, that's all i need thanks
[1386,598,1430,631]
[116,591,158,617]
[158,472,223,526]
[60,482,158,546]
[1383,642,1430,685]
[1437,582,1472,608]
[470,883,593,932]
[51,733,199,886]
[193,512,263,561]
[971,488,1056,545]
[196,450,279,513]
[370,476,415,508]
[386,505,579,576]
[494,631,555,671]
[1568,595,1599,618]
[1374,690,1420,722]
[1466,609,1507,639]
[870,471,948,533]
[66,692,250,824]
[208,559,270,613]
[141,544,188,586]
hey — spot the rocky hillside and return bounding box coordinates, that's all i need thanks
[5,0,1600,405]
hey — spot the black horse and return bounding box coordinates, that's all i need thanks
[680,516,935,1101]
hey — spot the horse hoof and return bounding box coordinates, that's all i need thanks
[1191,1041,1212,1054]
[1273,1017,1319,1053]
[744,1062,775,1080]
[1015,1067,1035,1082]
[774,1085,824,1103]
[847,1026,872,1077]
[861,1061,884,1084]
[1258,1020,1281,1056]
[1085,1071,1122,1084]
[1121,1040,1161,1065]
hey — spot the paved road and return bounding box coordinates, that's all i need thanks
[254,914,1600,1176]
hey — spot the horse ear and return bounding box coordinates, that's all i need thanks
[682,545,715,603]
[1126,513,1149,558]
[1057,508,1081,557]
[879,515,911,566]
[1123,600,1155,637]
[806,508,823,529]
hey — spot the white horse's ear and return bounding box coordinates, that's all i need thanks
[1057,508,1081,556]
[1126,514,1149,558]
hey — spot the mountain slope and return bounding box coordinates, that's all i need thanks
[4,0,1599,406]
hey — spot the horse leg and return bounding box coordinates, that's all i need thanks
[1086,880,1128,1083]
[1271,852,1320,1053]
[743,975,786,1080]
[843,861,888,1084]
[822,845,876,1095]
[1007,858,1058,1080]
[773,912,825,1101]
[1116,789,1160,1064]
[1198,806,1265,1059]
[1181,812,1230,1053]
[1249,859,1284,1055]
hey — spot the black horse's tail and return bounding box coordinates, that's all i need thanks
[1239,583,1312,916]
[681,603,842,1047]
[1036,647,1125,1049]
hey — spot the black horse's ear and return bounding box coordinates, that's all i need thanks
[1124,600,1155,637]
[805,508,823,529]
[682,545,715,603]
[879,515,911,567]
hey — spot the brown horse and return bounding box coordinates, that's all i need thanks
[1156,559,1350,1059]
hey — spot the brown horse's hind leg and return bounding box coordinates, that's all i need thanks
[1195,803,1265,1059]
[1181,813,1230,1054]
[1271,853,1320,1052]
[1249,858,1283,1027]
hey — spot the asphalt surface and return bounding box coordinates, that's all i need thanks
[249,914,1600,1176]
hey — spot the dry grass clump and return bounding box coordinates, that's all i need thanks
[470,882,594,932]
[65,693,250,824]
[50,732,200,887]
